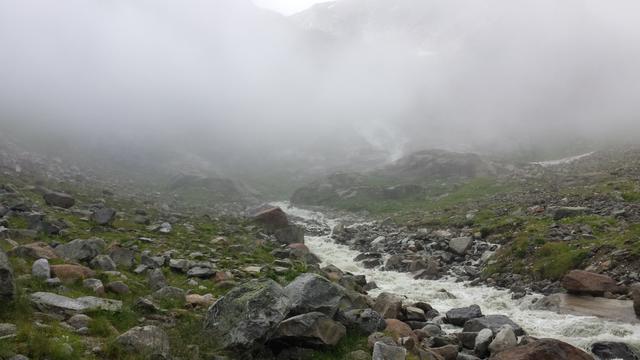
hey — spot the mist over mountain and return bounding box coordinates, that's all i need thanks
[1,0,639,179]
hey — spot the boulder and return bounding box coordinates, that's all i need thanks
[284,273,345,317]
[561,270,621,296]
[152,286,185,303]
[91,208,117,226]
[106,281,130,295]
[51,264,95,283]
[372,342,406,360]
[67,314,92,330]
[275,225,305,244]
[474,328,493,357]
[373,292,403,319]
[270,312,346,347]
[384,319,417,345]
[115,325,170,359]
[488,325,517,354]
[449,237,473,256]
[32,258,51,280]
[203,278,290,350]
[30,292,122,314]
[553,207,589,220]
[591,341,640,360]
[54,238,106,262]
[43,191,75,209]
[147,268,167,291]
[490,338,592,360]
[463,315,525,336]
[90,254,117,271]
[446,305,483,326]
[340,308,387,334]
[8,242,59,260]
[252,206,289,229]
[108,246,136,269]
[0,323,17,339]
[0,249,15,301]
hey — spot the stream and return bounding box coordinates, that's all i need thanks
[275,202,640,353]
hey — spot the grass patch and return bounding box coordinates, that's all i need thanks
[532,242,589,280]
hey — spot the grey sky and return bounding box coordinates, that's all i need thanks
[253,0,328,15]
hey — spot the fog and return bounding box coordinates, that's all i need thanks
[1,0,639,175]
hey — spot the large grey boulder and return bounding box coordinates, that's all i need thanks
[32,258,51,280]
[449,237,473,255]
[43,191,75,209]
[90,254,116,271]
[488,325,517,354]
[372,342,407,360]
[147,268,167,291]
[108,246,136,269]
[0,248,15,301]
[284,273,345,317]
[340,308,387,334]
[91,208,117,226]
[591,341,640,360]
[474,328,493,357]
[115,325,170,359]
[463,315,525,336]
[270,312,346,347]
[203,278,290,350]
[30,292,122,314]
[54,238,106,262]
[446,305,483,326]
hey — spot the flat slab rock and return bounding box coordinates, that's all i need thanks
[31,292,122,314]
[534,293,638,323]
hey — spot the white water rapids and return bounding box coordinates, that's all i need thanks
[274,202,640,354]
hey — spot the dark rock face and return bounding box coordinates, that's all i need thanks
[275,225,305,245]
[552,207,589,220]
[631,284,640,318]
[203,278,290,350]
[43,191,75,208]
[591,341,640,360]
[284,273,345,317]
[561,270,621,296]
[462,315,525,336]
[445,305,483,326]
[91,208,117,226]
[491,338,593,360]
[0,248,15,301]
[270,312,346,348]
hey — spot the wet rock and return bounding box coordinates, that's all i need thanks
[473,328,493,357]
[463,315,525,336]
[115,325,170,359]
[0,249,15,301]
[340,308,387,334]
[488,325,517,354]
[284,273,345,317]
[372,342,406,360]
[373,292,403,319]
[51,264,95,283]
[591,341,640,360]
[270,312,346,347]
[561,270,621,296]
[32,258,51,280]
[90,254,117,271]
[449,237,473,255]
[43,191,75,209]
[203,278,290,350]
[91,208,116,226]
[275,225,305,245]
[491,338,592,360]
[446,305,483,326]
[54,238,106,262]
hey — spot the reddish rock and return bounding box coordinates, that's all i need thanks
[8,242,59,260]
[373,292,403,319]
[51,264,95,283]
[252,207,289,229]
[490,338,594,360]
[288,243,310,258]
[214,271,233,283]
[384,319,418,348]
[561,270,621,296]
